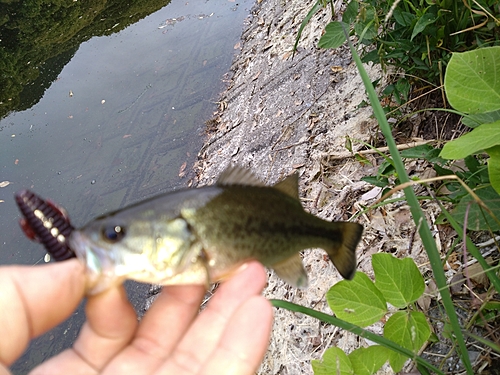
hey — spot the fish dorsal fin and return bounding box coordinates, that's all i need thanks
[217,166,265,186]
[272,253,308,288]
[273,173,299,200]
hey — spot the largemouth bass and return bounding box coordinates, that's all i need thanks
[68,167,363,294]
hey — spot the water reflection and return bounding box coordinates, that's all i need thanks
[0,0,173,118]
[1,0,250,373]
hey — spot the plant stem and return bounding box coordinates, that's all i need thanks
[344,28,474,374]
[271,299,445,374]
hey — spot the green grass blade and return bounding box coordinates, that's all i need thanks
[343,29,474,374]
[293,0,324,56]
[464,331,500,353]
[271,299,445,374]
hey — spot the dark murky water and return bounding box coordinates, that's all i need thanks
[0,0,251,372]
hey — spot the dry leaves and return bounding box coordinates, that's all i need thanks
[179,161,187,178]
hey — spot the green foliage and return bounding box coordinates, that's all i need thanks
[441,121,500,159]
[272,298,444,374]
[440,47,500,226]
[306,0,500,105]
[451,186,500,231]
[312,345,392,375]
[356,132,499,232]
[372,253,424,308]
[349,346,391,375]
[320,254,431,374]
[360,143,446,193]
[444,46,500,114]
[312,347,353,375]
[318,21,349,49]
[287,11,500,374]
[399,144,445,164]
[462,109,500,128]
[488,145,500,195]
[335,34,475,373]
[293,0,325,55]
[327,272,387,327]
[357,138,500,232]
[385,311,431,372]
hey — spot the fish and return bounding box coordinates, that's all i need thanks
[68,166,363,295]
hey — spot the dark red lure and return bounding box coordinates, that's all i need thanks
[14,190,76,261]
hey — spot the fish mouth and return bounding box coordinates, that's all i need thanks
[68,231,124,295]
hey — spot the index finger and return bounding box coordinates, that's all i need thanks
[0,259,86,366]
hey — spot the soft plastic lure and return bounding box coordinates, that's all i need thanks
[15,189,75,261]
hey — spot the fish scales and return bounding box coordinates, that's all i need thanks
[186,185,343,266]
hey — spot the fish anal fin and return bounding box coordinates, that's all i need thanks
[217,166,265,186]
[326,222,363,280]
[272,253,308,288]
[273,173,299,200]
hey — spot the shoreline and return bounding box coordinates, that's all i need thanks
[192,0,386,373]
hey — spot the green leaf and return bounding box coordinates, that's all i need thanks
[395,78,410,101]
[462,109,500,128]
[411,13,437,40]
[440,120,500,159]
[444,46,500,114]
[271,300,446,374]
[399,145,445,165]
[464,155,481,174]
[393,9,415,27]
[384,311,431,372]
[451,186,500,231]
[318,21,348,49]
[361,49,379,64]
[372,253,425,308]
[487,145,500,195]
[312,347,353,375]
[327,272,387,327]
[378,160,395,176]
[354,5,378,41]
[361,175,389,188]
[349,346,390,375]
[342,0,358,24]
[400,144,437,159]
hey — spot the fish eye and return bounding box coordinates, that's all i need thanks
[101,224,126,243]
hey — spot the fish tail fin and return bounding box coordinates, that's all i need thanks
[326,222,363,280]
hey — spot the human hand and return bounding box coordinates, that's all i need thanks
[0,259,273,375]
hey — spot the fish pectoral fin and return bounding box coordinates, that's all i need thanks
[272,253,308,289]
[326,222,363,280]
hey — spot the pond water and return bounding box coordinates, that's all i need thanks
[0,0,252,372]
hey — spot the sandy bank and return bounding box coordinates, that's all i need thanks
[192,0,391,373]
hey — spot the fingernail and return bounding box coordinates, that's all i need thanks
[236,262,249,273]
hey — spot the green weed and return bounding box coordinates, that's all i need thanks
[297,0,500,104]
[274,18,500,374]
